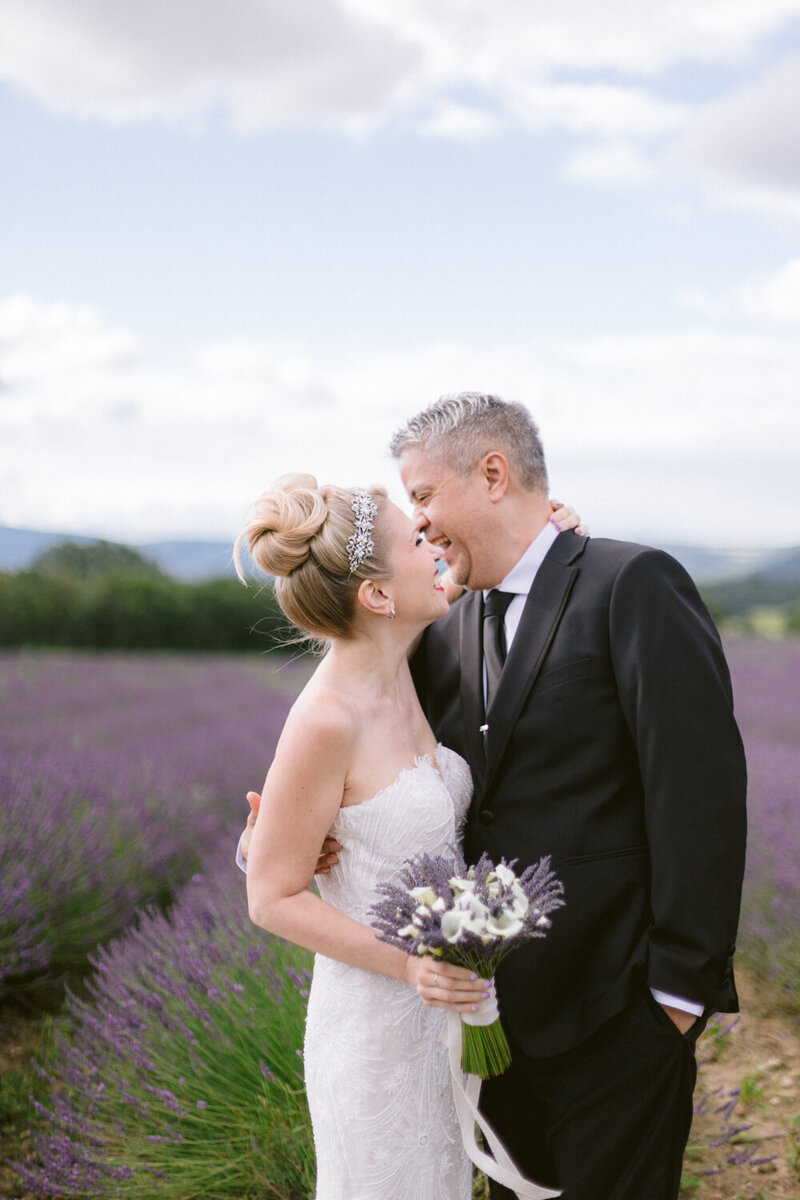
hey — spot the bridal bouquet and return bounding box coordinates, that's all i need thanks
[369,851,564,1078]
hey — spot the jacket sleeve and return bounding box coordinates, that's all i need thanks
[609,548,747,1010]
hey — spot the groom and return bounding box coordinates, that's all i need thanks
[390,393,746,1199]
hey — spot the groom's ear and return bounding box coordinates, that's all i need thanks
[480,451,510,503]
[356,578,394,619]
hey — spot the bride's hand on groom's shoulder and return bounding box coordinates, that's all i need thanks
[550,499,588,537]
[239,791,341,874]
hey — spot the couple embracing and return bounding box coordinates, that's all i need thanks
[236,393,746,1200]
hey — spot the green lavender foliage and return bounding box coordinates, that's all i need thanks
[17,862,315,1199]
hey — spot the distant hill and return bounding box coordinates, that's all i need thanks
[653,544,781,584]
[753,545,800,583]
[0,523,798,586]
[0,526,98,572]
[0,525,237,582]
[137,539,237,581]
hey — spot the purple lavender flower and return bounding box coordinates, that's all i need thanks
[0,650,309,996]
[370,849,564,970]
[722,637,800,996]
[9,855,315,1197]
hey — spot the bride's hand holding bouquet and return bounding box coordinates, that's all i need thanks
[370,851,565,1078]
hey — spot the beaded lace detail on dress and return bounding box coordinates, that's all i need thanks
[303,745,473,1200]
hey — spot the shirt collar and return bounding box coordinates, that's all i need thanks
[485,520,558,598]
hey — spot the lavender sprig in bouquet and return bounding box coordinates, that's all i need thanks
[369,850,564,1078]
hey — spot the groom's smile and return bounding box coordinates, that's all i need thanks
[397,446,498,591]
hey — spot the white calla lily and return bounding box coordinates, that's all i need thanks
[485,910,525,939]
[508,884,529,918]
[440,908,486,943]
[493,864,518,887]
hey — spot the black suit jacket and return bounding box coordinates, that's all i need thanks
[412,533,747,1057]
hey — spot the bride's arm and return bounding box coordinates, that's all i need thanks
[237,792,341,874]
[246,700,486,1013]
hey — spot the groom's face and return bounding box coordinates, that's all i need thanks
[398,446,501,591]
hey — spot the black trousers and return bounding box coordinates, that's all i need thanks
[480,987,705,1200]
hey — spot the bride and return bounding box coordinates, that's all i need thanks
[235,474,580,1200]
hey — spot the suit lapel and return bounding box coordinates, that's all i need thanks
[457,589,487,785]
[483,534,584,791]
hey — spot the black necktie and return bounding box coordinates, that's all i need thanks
[483,589,515,713]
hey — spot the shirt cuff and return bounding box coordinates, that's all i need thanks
[650,989,704,1017]
[235,831,248,874]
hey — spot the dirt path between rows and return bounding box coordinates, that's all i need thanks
[685,964,800,1198]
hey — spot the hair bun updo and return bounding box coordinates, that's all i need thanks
[236,473,328,579]
[234,473,389,642]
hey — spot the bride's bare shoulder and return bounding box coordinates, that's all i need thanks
[279,678,359,759]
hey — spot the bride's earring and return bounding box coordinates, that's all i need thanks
[387,607,396,621]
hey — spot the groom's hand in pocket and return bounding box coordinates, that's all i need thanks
[660,1003,697,1035]
[240,791,342,873]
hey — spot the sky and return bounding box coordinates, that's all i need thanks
[1,0,799,550]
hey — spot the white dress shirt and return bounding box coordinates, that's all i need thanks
[483,521,703,1021]
[484,519,559,658]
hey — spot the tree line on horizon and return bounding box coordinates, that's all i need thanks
[0,538,798,649]
[0,540,288,651]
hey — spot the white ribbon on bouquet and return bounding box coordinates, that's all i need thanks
[442,997,561,1200]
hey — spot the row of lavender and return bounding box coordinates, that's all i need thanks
[724,638,800,995]
[1,640,797,1197]
[0,650,317,1197]
[11,861,316,1199]
[0,651,308,996]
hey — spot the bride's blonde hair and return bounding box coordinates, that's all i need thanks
[234,474,390,639]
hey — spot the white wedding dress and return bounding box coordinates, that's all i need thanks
[303,745,474,1200]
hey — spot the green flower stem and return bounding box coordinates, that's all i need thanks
[450,954,513,1077]
[461,1018,512,1078]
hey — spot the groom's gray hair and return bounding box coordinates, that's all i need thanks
[389,392,549,493]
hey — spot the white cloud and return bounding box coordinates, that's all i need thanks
[0,0,420,132]
[2,0,799,140]
[565,141,654,185]
[348,0,800,79]
[706,184,800,222]
[545,328,798,457]
[679,257,800,323]
[673,52,800,215]
[506,82,687,138]
[0,294,141,428]
[419,103,499,140]
[2,295,798,546]
[3,0,800,235]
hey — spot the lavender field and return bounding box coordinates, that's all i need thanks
[0,639,798,1199]
[0,650,310,996]
[722,638,800,996]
